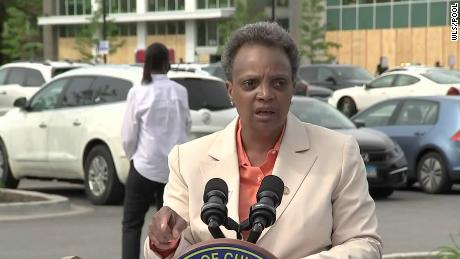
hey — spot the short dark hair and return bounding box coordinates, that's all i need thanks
[221,22,299,81]
[142,42,170,84]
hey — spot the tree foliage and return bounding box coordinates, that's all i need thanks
[299,0,340,64]
[0,0,43,64]
[217,0,267,53]
[74,1,125,63]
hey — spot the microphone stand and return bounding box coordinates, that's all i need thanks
[208,218,225,239]
[247,223,264,244]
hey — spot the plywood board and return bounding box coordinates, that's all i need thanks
[338,31,353,65]
[395,28,412,66]
[426,27,443,67]
[352,30,367,69]
[381,29,396,68]
[411,28,427,65]
[366,30,381,75]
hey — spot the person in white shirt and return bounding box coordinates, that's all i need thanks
[121,42,191,259]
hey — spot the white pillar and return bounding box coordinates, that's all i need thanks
[185,0,197,62]
[185,21,197,63]
[135,0,147,57]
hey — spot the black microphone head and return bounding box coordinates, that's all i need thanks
[257,175,284,206]
[203,178,228,203]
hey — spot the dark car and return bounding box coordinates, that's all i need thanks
[290,96,408,198]
[201,62,333,101]
[298,64,374,91]
[294,77,333,101]
[351,96,460,194]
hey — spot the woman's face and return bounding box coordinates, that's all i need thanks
[227,44,294,134]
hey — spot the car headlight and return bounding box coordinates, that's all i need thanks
[387,143,403,159]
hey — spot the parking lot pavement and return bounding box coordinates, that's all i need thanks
[0,180,459,258]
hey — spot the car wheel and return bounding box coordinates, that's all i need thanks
[370,188,394,199]
[338,97,357,117]
[84,145,124,205]
[0,140,19,188]
[417,152,451,194]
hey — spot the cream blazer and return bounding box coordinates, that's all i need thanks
[145,113,383,259]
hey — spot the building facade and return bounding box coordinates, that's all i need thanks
[38,0,239,64]
[39,0,456,72]
[325,0,460,72]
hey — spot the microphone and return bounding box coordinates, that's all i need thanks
[201,178,228,238]
[247,175,284,243]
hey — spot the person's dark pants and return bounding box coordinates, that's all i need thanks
[122,161,165,259]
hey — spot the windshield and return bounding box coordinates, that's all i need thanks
[422,70,460,84]
[171,78,232,111]
[202,63,227,80]
[290,98,356,129]
[334,67,374,81]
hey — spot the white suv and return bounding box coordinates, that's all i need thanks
[0,61,90,115]
[0,65,237,205]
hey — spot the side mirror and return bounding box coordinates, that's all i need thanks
[13,97,28,109]
[325,76,336,85]
[353,119,366,128]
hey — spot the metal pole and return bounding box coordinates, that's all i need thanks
[271,0,276,22]
[102,0,107,64]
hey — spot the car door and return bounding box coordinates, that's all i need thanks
[46,76,95,177]
[0,67,45,114]
[385,100,439,173]
[388,74,421,97]
[357,74,397,109]
[7,78,68,177]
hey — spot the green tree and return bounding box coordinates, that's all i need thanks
[299,0,340,64]
[0,0,42,64]
[217,0,267,53]
[74,1,125,63]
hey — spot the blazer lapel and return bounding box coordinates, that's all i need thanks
[199,118,240,239]
[258,113,318,242]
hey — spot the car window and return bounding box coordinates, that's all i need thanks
[317,68,335,82]
[91,76,133,104]
[24,68,46,86]
[290,99,355,129]
[332,66,374,81]
[393,75,420,86]
[60,77,96,107]
[421,70,460,84]
[5,68,27,85]
[0,68,8,84]
[202,64,226,80]
[353,101,399,126]
[29,79,69,111]
[394,100,439,125]
[171,78,232,111]
[298,67,317,82]
[52,67,82,77]
[367,75,395,88]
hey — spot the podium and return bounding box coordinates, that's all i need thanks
[175,238,277,259]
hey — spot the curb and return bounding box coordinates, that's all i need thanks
[383,251,442,259]
[0,189,93,221]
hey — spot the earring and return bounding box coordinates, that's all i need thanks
[230,98,234,106]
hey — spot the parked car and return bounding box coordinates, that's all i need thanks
[290,96,408,198]
[294,76,333,101]
[329,70,460,117]
[351,96,460,194]
[0,61,90,115]
[298,64,374,91]
[0,65,236,204]
[173,62,333,101]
